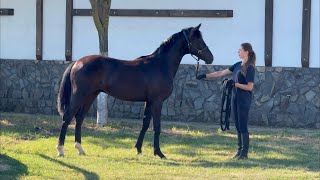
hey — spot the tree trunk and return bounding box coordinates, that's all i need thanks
[90,0,112,126]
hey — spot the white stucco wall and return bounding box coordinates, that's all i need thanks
[310,0,320,68]
[273,0,303,67]
[0,0,319,67]
[43,0,66,60]
[0,0,36,60]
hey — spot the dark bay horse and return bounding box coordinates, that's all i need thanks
[56,24,213,158]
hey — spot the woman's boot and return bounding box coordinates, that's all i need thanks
[232,132,242,159]
[238,132,249,160]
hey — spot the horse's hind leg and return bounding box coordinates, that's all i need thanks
[135,102,151,155]
[74,93,98,155]
[57,104,79,156]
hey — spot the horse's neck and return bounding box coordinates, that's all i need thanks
[161,39,188,78]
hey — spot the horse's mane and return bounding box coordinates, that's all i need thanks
[152,27,203,55]
[135,32,182,60]
[154,32,182,54]
[136,27,203,60]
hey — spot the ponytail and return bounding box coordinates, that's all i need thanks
[241,43,256,77]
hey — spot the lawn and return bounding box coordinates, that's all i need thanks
[0,112,319,179]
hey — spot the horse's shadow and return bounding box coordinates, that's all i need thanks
[38,154,99,180]
[84,129,319,172]
[0,154,28,179]
[1,116,319,173]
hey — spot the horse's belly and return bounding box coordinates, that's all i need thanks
[109,91,146,102]
[107,82,147,102]
[112,95,146,102]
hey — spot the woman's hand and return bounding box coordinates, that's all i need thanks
[196,74,207,80]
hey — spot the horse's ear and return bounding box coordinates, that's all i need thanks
[190,23,201,36]
[195,23,201,30]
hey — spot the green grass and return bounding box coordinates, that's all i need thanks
[0,112,319,179]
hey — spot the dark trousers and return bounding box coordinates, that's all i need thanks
[231,90,252,133]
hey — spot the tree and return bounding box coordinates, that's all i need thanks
[89,0,112,126]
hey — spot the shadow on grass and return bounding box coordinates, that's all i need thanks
[83,131,319,172]
[0,154,28,179]
[38,154,99,180]
[163,134,320,172]
[1,113,319,172]
[104,151,319,173]
[186,157,320,171]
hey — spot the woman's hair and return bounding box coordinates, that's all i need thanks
[241,43,256,76]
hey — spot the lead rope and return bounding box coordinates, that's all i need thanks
[220,79,233,131]
[195,58,200,77]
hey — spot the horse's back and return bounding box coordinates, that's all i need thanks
[73,55,150,100]
[72,54,171,102]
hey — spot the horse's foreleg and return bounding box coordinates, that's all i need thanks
[135,102,151,155]
[74,93,98,155]
[151,101,166,159]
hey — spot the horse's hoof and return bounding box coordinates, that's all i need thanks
[154,154,166,159]
[56,145,64,157]
[57,153,64,157]
[154,149,166,159]
[75,142,86,156]
[136,147,142,155]
[78,152,86,156]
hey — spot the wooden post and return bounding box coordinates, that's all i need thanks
[65,0,73,61]
[301,0,311,68]
[265,0,273,67]
[36,0,43,60]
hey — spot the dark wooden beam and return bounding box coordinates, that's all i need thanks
[36,0,43,60]
[265,0,273,67]
[301,0,311,68]
[73,9,233,18]
[73,9,92,16]
[0,9,14,16]
[65,0,73,61]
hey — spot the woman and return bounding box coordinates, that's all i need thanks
[197,43,256,160]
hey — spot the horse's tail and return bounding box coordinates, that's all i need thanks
[57,62,75,116]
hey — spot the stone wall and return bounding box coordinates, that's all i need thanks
[1,59,319,128]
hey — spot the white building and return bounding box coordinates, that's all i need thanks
[0,0,319,67]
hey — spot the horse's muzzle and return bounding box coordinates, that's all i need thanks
[205,54,214,64]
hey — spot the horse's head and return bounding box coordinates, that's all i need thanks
[183,24,214,64]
